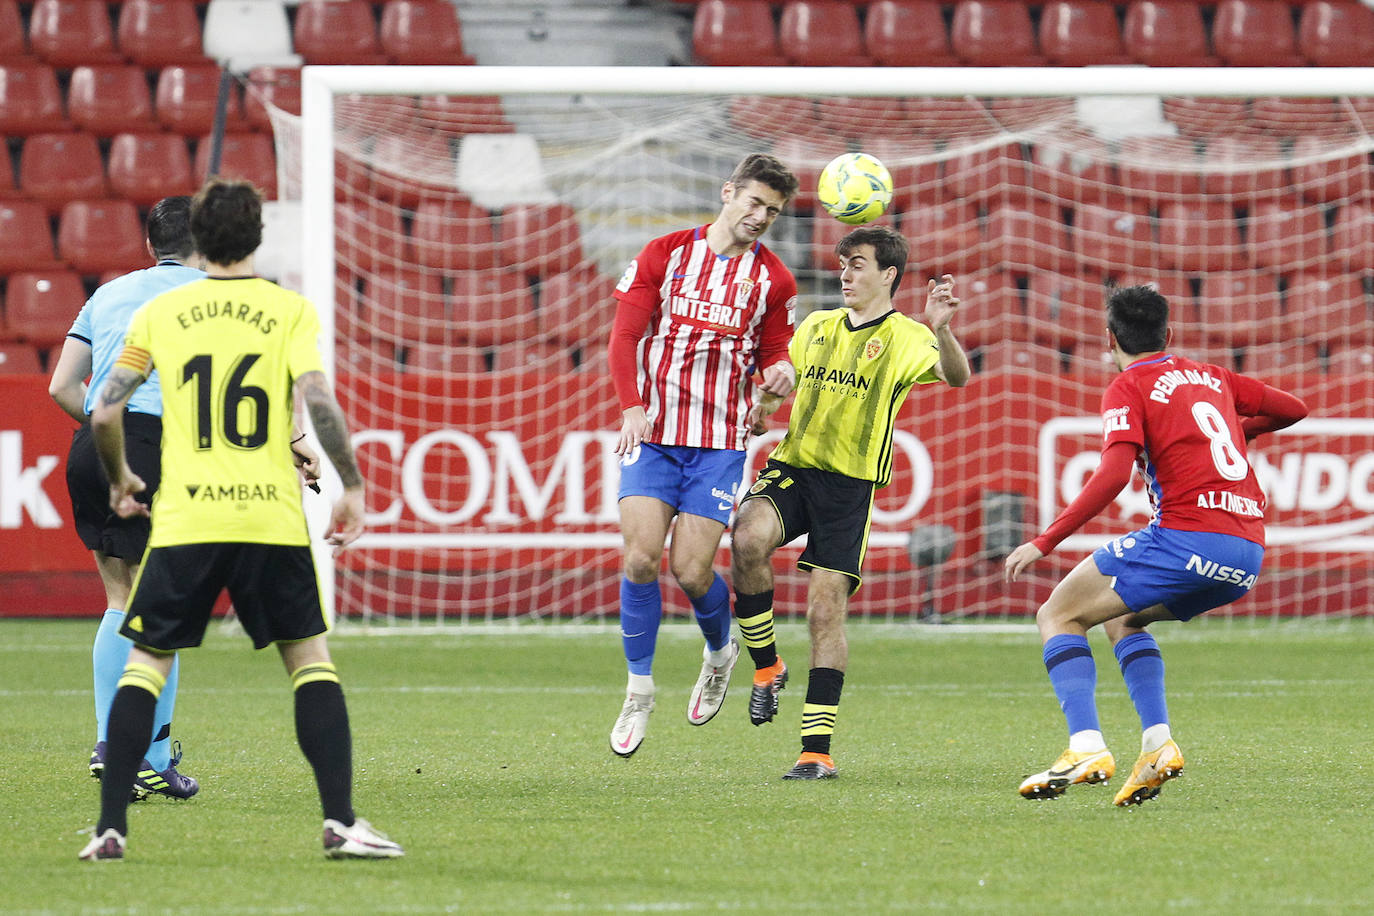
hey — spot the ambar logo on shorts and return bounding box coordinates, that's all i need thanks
[1040,416,1374,553]
[184,482,281,503]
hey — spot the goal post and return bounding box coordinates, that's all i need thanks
[271,65,1374,626]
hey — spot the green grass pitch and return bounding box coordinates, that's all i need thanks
[3,618,1373,914]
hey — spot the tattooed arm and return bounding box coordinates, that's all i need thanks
[91,366,150,518]
[295,370,366,552]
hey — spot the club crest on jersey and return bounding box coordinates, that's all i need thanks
[864,338,885,360]
[615,259,638,293]
[732,277,755,309]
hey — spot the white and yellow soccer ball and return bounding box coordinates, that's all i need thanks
[817,152,894,225]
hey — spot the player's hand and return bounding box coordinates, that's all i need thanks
[616,406,651,457]
[108,469,149,519]
[924,275,959,332]
[326,487,366,555]
[748,391,784,436]
[755,360,796,398]
[291,437,322,493]
[1003,542,1044,583]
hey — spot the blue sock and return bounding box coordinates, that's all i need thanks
[689,573,731,652]
[93,608,179,771]
[147,654,179,772]
[1043,634,1100,735]
[1114,632,1169,731]
[620,578,662,677]
[92,609,130,743]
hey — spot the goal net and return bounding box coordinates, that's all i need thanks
[257,66,1374,626]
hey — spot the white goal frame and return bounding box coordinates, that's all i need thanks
[298,64,1374,619]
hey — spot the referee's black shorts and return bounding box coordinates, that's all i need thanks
[65,412,161,562]
[742,459,876,594]
[123,542,326,651]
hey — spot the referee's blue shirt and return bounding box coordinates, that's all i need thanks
[67,261,205,417]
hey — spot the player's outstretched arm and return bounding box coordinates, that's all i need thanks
[1240,383,1309,442]
[296,370,366,553]
[90,365,148,518]
[923,275,970,387]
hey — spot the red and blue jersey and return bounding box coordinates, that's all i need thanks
[1101,353,1272,545]
[610,225,796,451]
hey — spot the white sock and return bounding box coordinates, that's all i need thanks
[706,642,734,667]
[1141,723,1172,753]
[627,673,655,697]
[1068,729,1107,753]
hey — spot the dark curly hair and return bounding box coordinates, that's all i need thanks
[190,178,263,267]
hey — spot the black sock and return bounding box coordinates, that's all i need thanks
[800,667,845,756]
[294,680,354,825]
[100,686,157,836]
[734,590,778,669]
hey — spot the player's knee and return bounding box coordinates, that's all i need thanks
[622,550,659,583]
[670,562,713,597]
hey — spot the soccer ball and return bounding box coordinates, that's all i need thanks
[817,152,894,225]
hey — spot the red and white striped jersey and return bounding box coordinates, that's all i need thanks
[610,225,796,450]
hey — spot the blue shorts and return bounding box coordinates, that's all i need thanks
[1093,525,1265,621]
[617,443,746,525]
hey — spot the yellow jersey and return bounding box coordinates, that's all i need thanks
[770,307,942,486]
[115,277,324,546]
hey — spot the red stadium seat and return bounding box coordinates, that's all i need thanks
[772,134,845,214]
[28,0,121,68]
[244,66,301,130]
[0,1,27,63]
[336,336,402,374]
[1123,1,1216,66]
[728,96,819,143]
[813,97,912,144]
[976,340,1063,375]
[692,0,786,66]
[495,341,575,373]
[539,263,614,348]
[1326,344,1374,375]
[57,199,146,275]
[1248,199,1329,271]
[402,344,489,374]
[19,133,107,213]
[1333,201,1374,270]
[157,65,247,135]
[1198,273,1283,348]
[379,0,475,65]
[1213,0,1303,67]
[778,0,870,66]
[449,269,536,347]
[1023,269,1108,351]
[1073,201,1154,273]
[3,270,85,348]
[1291,136,1373,204]
[1285,273,1372,347]
[1158,202,1243,272]
[107,133,195,207]
[117,0,206,68]
[499,203,584,281]
[1162,98,1251,139]
[1299,0,1374,66]
[0,342,43,373]
[866,136,941,212]
[942,141,1027,205]
[1039,0,1129,66]
[0,64,67,134]
[1116,137,1205,202]
[416,95,513,136]
[410,197,499,272]
[1248,98,1339,136]
[900,199,982,276]
[368,128,455,208]
[1202,136,1287,198]
[950,0,1044,67]
[1239,341,1322,378]
[294,0,387,65]
[904,97,995,141]
[1025,138,1115,206]
[336,199,406,274]
[68,66,156,136]
[0,135,14,198]
[0,201,59,272]
[366,270,448,346]
[985,198,1072,273]
[864,1,956,67]
[194,132,277,198]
